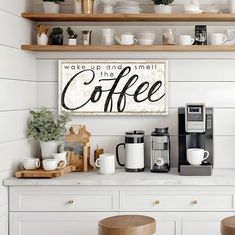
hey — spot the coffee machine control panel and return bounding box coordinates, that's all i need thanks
[185,104,206,133]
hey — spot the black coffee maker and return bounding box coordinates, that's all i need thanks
[178,104,213,176]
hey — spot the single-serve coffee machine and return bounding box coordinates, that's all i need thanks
[178,104,213,176]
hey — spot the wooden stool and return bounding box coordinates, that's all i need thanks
[221,216,235,235]
[98,215,156,235]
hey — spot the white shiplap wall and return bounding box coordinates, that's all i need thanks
[0,0,234,234]
[0,1,36,235]
[35,0,235,169]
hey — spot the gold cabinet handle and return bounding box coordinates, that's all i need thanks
[154,200,160,205]
[68,200,74,204]
[192,200,198,205]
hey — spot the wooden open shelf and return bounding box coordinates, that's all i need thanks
[21,45,235,52]
[22,13,235,22]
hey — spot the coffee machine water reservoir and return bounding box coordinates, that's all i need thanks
[150,128,171,173]
[178,104,214,176]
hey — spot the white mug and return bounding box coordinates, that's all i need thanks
[102,28,114,45]
[95,153,115,175]
[187,148,209,166]
[23,158,40,170]
[210,33,227,45]
[43,159,66,171]
[178,35,195,45]
[52,152,67,169]
[115,34,137,45]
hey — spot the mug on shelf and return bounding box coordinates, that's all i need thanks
[95,153,115,175]
[210,33,227,45]
[178,35,195,45]
[115,33,137,45]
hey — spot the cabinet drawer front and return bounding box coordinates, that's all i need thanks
[120,191,233,211]
[10,212,118,235]
[10,189,118,211]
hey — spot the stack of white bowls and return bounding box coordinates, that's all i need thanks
[137,32,156,45]
[115,1,142,14]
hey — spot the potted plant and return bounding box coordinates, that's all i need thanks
[28,107,70,159]
[152,0,174,14]
[67,27,78,45]
[43,0,64,14]
[50,27,64,45]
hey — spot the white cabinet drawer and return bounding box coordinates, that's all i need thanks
[10,187,118,211]
[120,191,233,211]
[10,212,118,235]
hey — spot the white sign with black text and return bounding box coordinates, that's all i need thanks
[59,60,168,115]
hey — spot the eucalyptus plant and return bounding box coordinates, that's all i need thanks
[152,0,174,5]
[28,107,70,142]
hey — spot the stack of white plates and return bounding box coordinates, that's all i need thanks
[115,1,142,14]
[137,31,156,45]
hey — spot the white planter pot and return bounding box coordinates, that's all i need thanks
[43,2,60,13]
[40,141,59,159]
[228,0,235,13]
[154,4,173,14]
[68,38,77,45]
[37,33,49,45]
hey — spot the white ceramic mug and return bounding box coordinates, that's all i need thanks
[43,159,66,171]
[102,28,114,45]
[23,158,40,170]
[187,148,209,166]
[210,33,227,45]
[178,35,195,45]
[52,152,67,169]
[95,153,115,175]
[115,34,137,45]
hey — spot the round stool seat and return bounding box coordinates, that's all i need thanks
[221,216,235,235]
[99,215,156,235]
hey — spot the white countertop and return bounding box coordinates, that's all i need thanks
[4,168,235,186]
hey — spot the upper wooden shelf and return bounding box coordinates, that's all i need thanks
[22,13,235,22]
[21,45,235,52]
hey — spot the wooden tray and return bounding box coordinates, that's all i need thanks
[15,165,76,178]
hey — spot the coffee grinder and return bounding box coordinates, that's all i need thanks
[178,104,213,176]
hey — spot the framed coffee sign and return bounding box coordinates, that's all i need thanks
[58,60,168,115]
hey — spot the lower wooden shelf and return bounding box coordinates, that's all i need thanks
[21,45,235,52]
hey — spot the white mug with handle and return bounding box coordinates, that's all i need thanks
[115,33,137,45]
[210,33,227,45]
[178,35,195,45]
[187,148,209,166]
[95,153,115,175]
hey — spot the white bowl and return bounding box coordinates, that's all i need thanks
[138,38,155,45]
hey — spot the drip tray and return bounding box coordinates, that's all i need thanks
[179,164,213,176]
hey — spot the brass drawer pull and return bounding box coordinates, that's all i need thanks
[68,200,74,204]
[192,200,198,205]
[155,200,160,205]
